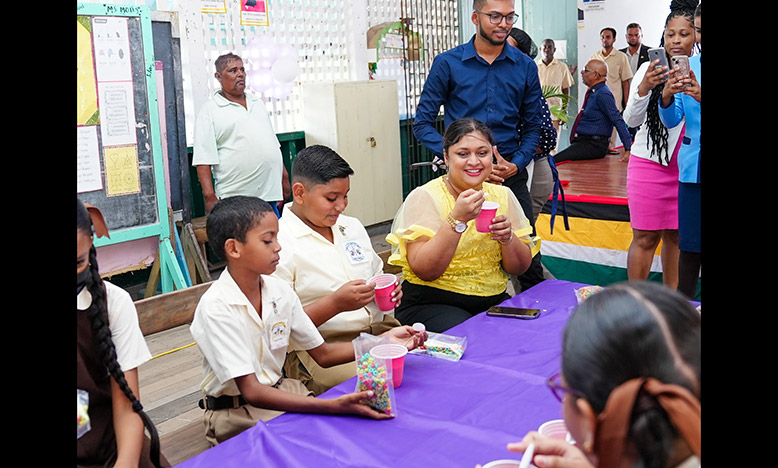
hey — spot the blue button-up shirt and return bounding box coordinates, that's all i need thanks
[574,81,632,151]
[413,36,543,170]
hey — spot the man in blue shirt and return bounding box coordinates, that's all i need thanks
[413,0,546,291]
[554,59,632,163]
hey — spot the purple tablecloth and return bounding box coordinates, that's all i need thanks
[178,279,590,467]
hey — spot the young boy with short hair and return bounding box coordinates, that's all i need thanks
[190,196,425,445]
[272,145,406,395]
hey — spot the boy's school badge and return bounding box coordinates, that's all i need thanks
[344,241,367,264]
[269,320,290,350]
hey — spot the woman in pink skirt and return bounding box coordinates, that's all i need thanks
[622,3,697,288]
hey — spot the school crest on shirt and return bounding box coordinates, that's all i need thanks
[269,320,290,350]
[344,241,367,264]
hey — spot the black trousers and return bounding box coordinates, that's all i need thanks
[553,135,610,163]
[502,167,546,291]
[395,281,510,333]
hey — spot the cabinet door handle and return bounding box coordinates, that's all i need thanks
[367,136,376,147]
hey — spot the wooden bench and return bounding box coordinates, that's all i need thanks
[136,283,213,465]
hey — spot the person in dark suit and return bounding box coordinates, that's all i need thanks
[620,23,652,142]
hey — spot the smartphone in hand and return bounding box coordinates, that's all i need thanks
[648,47,669,79]
[671,55,691,87]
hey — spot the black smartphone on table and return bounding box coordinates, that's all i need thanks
[486,306,541,320]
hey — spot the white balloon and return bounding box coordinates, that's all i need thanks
[246,35,277,68]
[247,66,274,93]
[271,56,300,83]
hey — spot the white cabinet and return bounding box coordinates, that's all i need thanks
[302,80,403,227]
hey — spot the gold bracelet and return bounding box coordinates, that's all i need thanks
[497,233,514,245]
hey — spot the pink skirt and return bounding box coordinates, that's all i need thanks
[627,151,679,231]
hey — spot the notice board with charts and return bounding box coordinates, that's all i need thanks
[77,3,185,292]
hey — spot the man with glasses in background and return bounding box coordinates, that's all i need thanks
[413,0,547,293]
[553,59,631,164]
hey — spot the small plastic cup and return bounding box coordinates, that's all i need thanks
[481,460,526,468]
[369,274,398,311]
[538,419,571,441]
[475,201,499,233]
[370,343,408,387]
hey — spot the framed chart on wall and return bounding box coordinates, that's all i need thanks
[77,3,185,293]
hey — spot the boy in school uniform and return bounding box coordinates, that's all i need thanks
[190,196,426,446]
[272,145,405,395]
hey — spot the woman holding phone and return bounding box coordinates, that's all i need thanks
[621,0,699,290]
[660,2,702,300]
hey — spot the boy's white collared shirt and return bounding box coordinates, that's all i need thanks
[190,269,323,397]
[274,206,389,335]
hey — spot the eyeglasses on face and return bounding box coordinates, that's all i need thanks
[547,372,586,403]
[476,10,519,25]
[582,67,601,76]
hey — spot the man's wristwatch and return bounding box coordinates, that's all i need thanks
[446,213,467,233]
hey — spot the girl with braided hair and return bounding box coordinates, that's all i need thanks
[507,281,701,468]
[77,199,169,468]
[622,0,699,290]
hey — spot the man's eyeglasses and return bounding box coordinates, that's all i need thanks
[476,10,519,25]
[582,67,602,77]
[547,372,586,403]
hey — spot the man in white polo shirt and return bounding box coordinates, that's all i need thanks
[193,52,289,213]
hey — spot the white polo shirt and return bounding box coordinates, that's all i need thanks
[77,280,152,372]
[192,90,284,202]
[273,207,388,335]
[190,269,324,397]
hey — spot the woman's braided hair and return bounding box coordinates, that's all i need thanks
[78,199,163,468]
[645,0,698,164]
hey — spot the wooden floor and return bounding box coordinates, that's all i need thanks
[554,149,628,199]
[139,324,210,466]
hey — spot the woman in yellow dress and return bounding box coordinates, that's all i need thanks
[387,118,540,332]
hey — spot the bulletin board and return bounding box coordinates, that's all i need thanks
[77,3,185,293]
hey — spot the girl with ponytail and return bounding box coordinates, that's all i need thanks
[507,281,701,468]
[77,199,168,468]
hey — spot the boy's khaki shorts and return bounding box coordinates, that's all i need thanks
[203,378,313,446]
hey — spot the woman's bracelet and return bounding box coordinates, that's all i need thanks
[497,233,514,245]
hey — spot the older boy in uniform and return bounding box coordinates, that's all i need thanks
[273,145,404,395]
[190,196,424,445]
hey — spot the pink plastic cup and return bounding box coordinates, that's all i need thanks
[475,201,499,233]
[370,343,408,387]
[538,419,572,441]
[369,274,398,311]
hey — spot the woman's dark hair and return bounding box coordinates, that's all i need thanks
[206,195,275,260]
[77,199,163,468]
[508,28,538,59]
[442,118,495,155]
[562,281,701,468]
[645,0,699,164]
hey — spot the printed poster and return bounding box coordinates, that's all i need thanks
[201,0,227,13]
[77,17,99,126]
[104,145,141,196]
[97,81,137,147]
[77,126,103,193]
[241,0,269,27]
